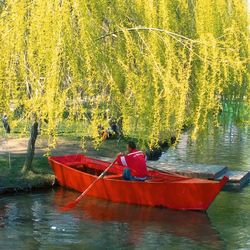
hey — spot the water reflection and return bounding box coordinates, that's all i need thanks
[160,125,250,170]
[54,188,224,249]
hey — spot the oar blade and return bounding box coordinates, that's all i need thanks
[60,201,78,212]
[59,159,117,213]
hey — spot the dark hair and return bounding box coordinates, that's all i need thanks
[128,141,136,149]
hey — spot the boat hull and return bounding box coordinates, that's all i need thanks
[49,154,228,211]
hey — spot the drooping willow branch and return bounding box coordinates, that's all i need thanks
[94,26,242,67]
[0,0,248,149]
[95,26,237,50]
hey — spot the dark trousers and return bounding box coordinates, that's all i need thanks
[122,168,147,181]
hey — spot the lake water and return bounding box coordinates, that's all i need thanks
[0,125,249,249]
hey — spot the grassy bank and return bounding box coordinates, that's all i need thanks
[0,155,55,193]
[0,135,127,193]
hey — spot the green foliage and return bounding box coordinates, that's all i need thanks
[0,154,54,188]
[0,0,249,148]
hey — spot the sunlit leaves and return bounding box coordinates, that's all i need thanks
[0,0,249,148]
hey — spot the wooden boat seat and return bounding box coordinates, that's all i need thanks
[105,175,167,182]
[104,174,123,180]
[67,164,115,177]
[67,162,83,166]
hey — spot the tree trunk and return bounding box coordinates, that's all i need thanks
[2,115,11,133]
[22,121,38,172]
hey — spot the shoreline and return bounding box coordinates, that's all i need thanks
[0,179,57,195]
[2,132,249,195]
[0,136,128,195]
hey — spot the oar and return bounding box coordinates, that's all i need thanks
[61,158,117,212]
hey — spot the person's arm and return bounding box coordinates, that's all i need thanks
[141,150,147,162]
[116,153,128,167]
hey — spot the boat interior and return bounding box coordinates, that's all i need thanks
[50,155,189,183]
[65,161,188,183]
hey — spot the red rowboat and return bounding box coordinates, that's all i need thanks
[49,154,228,211]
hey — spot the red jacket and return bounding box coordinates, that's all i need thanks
[116,149,148,178]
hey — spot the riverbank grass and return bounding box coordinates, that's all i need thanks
[0,136,127,193]
[0,155,54,192]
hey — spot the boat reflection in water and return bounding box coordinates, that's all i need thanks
[54,187,224,248]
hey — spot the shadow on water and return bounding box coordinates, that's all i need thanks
[54,187,225,249]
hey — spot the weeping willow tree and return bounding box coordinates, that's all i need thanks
[0,0,249,170]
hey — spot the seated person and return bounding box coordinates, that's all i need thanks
[116,141,148,181]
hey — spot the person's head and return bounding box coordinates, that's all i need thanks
[127,141,136,153]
